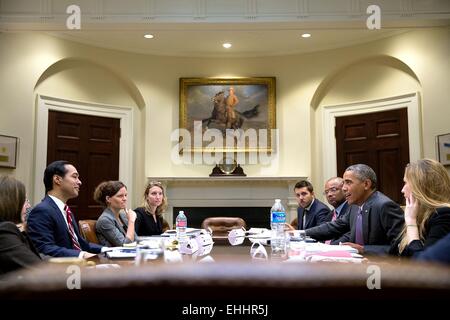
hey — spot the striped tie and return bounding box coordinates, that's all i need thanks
[331,209,337,221]
[64,205,81,250]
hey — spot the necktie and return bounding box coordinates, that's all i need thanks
[331,209,337,222]
[301,209,308,230]
[64,205,81,250]
[354,206,364,245]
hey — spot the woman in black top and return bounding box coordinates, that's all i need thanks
[0,176,42,274]
[393,159,450,256]
[134,181,168,236]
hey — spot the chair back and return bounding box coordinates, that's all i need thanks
[162,218,170,232]
[201,217,246,238]
[78,219,100,244]
[290,218,298,230]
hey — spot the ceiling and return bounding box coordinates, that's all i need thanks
[49,26,408,58]
[1,0,449,58]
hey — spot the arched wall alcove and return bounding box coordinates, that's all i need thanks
[34,57,145,109]
[309,55,422,194]
[32,58,146,206]
[310,55,421,109]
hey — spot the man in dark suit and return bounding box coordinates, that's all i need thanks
[306,164,404,255]
[323,177,351,243]
[28,160,104,258]
[292,180,331,230]
[324,177,349,221]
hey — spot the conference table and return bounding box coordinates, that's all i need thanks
[97,234,363,265]
[1,236,449,305]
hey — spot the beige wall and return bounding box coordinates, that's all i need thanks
[0,27,448,207]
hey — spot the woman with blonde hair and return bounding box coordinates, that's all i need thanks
[0,176,41,274]
[134,181,169,236]
[392,158,450,256]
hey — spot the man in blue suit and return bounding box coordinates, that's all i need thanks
[28,160,104,258]
[292,180,331,230]
[415,233,450,265]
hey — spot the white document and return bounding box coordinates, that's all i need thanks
[106,249,136,259]
[247,228,269,234]
[162,228,203,237]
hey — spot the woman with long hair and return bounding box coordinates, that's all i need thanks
[0,176,41,274]
[393,158,450,256]
[134,181,169,236]
[94,181,137,247]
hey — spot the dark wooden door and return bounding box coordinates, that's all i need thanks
[335,108,409,204]
[47,111,120,220]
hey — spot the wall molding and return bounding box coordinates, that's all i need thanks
[1,0,448,29]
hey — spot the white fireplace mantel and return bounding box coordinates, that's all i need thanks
[148,176,306,225]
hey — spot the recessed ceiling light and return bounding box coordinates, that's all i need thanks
[144,34,154,39]
[223,43,232,49]
[301,33,311,38]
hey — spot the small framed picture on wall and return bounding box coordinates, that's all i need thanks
[436,133,450,166]
[0,135,18,168]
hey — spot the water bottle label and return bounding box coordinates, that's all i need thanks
[271,211,286,223]
[177,221,187,227]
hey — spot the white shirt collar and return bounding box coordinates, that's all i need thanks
[305,198,315,212]
[48,195,70,226]
[48,194,66,213]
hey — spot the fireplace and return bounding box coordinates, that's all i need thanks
[173,206,271,229]
[149,176,305,229]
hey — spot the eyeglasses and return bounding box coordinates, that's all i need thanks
[323,187,340,195]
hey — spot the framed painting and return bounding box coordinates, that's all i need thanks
[0,135,18,168]
[179,77,276,154]
[436,133,450,166]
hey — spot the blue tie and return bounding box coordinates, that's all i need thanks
[354,206,364,245]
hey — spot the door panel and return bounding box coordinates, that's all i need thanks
[336,108,409,204]
[47,111,120,220]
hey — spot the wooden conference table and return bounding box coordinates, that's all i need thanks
[0,239,449,302]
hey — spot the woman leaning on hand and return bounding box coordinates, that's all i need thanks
[134,181,168,236]
[94,181,137,247]
[391,158,450,257]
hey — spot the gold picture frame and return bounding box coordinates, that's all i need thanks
[0,135,18,168]
[179,77,276,154]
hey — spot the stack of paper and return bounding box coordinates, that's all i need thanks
[290,242,359,253]
[105,248,136,259]
[246,228,269,234]
[286,243,364,263]
[161,228,203,237]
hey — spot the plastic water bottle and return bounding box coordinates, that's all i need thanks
[176,210,188,243]
[270,199,286,253]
